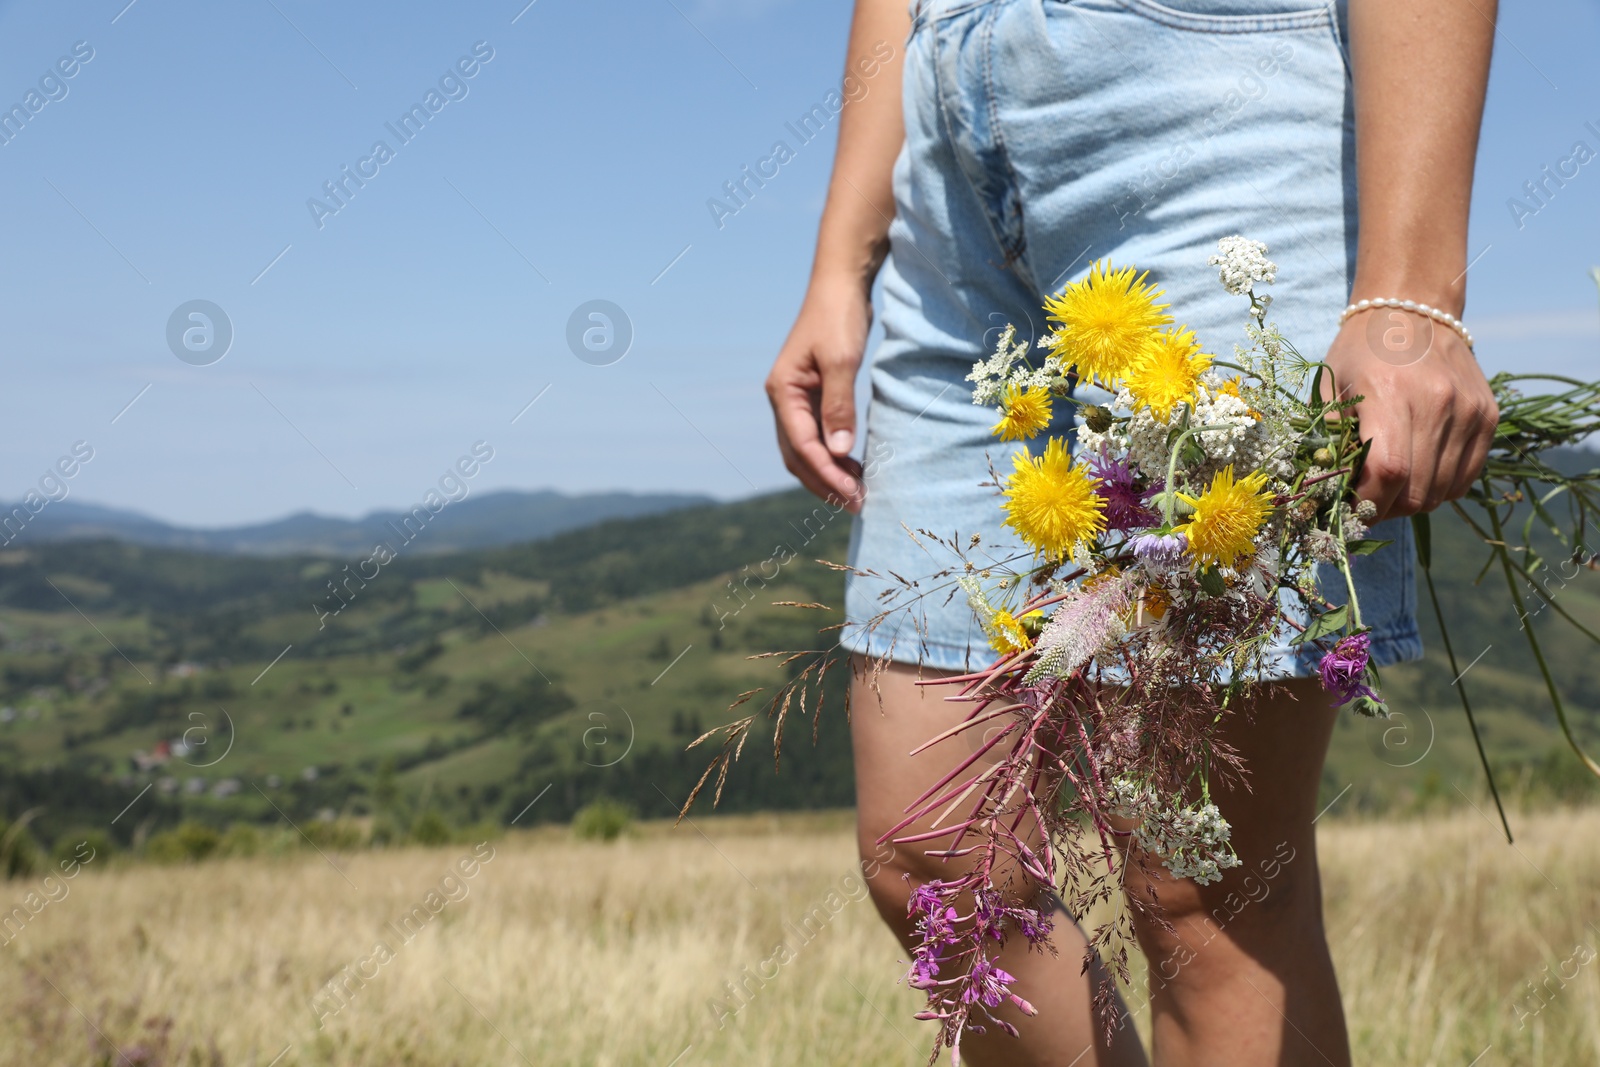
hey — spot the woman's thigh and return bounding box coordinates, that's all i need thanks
[850,655,1153,1067]
[851,656,1023,913]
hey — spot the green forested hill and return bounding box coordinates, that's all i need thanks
[1327,500,1600,819]
[0,484,1596,858]
[0,489,858,850]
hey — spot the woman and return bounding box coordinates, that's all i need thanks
[765,0,1498,1063]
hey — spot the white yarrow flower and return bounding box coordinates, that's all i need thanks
[1208,236,1278,296]
[1133,799,1243,886]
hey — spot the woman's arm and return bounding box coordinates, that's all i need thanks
[765,0,909,512]
[1326,0,1500,520]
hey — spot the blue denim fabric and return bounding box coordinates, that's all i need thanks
[840,0,1423,674]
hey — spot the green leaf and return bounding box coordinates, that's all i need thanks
[1411,512,1432,570]
[1344,537,1393,557]
[1198,566,1226,597]
[1418,526,1513,843]
[1532,485,1569,546]
[1350,694,1389,718]
[1290,604,1349,646]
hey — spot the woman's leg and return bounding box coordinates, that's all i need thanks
[1124,678,1351,1067]
[852,655,1150,1067]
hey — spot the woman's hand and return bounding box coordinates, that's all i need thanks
[766,279,872,512]
[1323,309,1498,521]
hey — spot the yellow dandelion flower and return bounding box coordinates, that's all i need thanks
[988,608,1043,655]
[1174,465,1275,569]
[1042,260,1173,386]
[1002,437,1107,559]
[1126,327,1213,421]
[991,383,1053,442]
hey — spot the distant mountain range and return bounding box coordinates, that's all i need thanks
[4,445,1595,558]
[0,490,713,556]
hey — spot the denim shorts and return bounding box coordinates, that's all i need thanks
[839,0,1423,674]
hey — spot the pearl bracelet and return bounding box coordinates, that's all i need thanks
[1338,297,1474,351]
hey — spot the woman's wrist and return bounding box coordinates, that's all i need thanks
[1348,266,1468,319]
[807,258,881,304]
[1338,297,1476,352]
[810,189,892,301]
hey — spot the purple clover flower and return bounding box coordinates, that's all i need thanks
[1090,454,1160,532]
[1130,531,1188,567]
[1319,631,1376,705]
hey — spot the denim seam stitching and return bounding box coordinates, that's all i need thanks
[1111,0,1334,34]
[1324,0,1352,76]
[933,7,1030,287]
[981,2,1029,271]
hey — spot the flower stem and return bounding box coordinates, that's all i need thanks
[1330,499,1364,632]
[1160,417,1247,526]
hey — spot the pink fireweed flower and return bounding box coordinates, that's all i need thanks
[1319,631,1376,705]
[962,956,1019,1009]
[973,888,1007,942]
[1089,453,1160,531]
[908,881,961,941]
[1009,906,1054,946]
[921,905,959,943]
[909,944,945,989]
[908,879,947,917]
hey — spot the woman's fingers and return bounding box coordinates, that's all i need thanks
[1414,395,1454,514]
[768,363,864,511]
[1450,362,1500,502]
[1353,417,1410,521]
[765,282,873,510]
[776,427,855,507]
[1449,432,1489,504]
[819,353,859,457]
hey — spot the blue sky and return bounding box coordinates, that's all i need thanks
[0,0,1596,526]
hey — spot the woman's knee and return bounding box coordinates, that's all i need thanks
[855,820,951,931]
[1124,842,1322,975]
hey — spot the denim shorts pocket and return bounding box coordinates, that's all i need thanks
[1109,0,1334,34]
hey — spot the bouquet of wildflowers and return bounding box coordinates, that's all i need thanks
[888,239,1391,1055]
[685,240,1600,1065]
[884,239,1600,1059]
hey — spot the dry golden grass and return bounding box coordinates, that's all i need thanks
[1,806,1596,1066]
[1322,806,1600,1065]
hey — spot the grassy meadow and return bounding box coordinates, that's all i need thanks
[2,806,1598,1067]
[3,485,1600,863]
